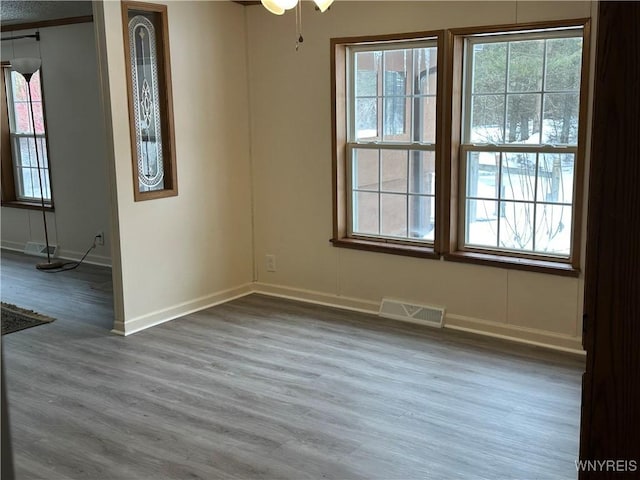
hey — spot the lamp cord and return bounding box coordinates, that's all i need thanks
[41,238,97,273]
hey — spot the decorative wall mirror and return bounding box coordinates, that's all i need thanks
[122,1,177,201]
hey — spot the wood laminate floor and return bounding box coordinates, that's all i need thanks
[1,250,585,479]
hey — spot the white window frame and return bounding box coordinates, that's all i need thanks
[3,68,52,205]
[458,27,584,261]
[346,38,438,246]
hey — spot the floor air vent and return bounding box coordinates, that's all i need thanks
[379,298,445,328]
[24,242,58,258]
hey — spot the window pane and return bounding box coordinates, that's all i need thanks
[355,97,379,140]
[38,137,48,168]
[353,148,379,191]
[414,47,438,95]
[347,41,436,246]
[19,168,33,198]
[380,193,407,237]
[535,204,571,256]
[43,168,51,199]
[19,167,45,200]
[501,153,536,201]
[508,40,544,92]
[467,151,499,199]
[18,137,35,166]
[499,201,534,251]
[353,191,379,235]
[383,95,409,141]
[542,93,579,145]
[381,149,407,193]
[462,29,582,259]
[29,71,42,101]
[472,42,507,94]
[545,37,582,92]
[466,199,498,247]
[384,50,411,95]
[470,95,504,143]
[409,150,435,195]
[10,71,27,102]
[32,102,45,134]
[505,93,541,143]
[416,96,436,143]
[409,195,434,240]
[355,51,379,97]
[14,102,31,133]
[537,153,574,204]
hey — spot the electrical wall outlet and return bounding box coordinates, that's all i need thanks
[95,231,104,246]
[266,254,276,272]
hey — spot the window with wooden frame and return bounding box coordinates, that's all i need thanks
[445,20,590,276]
[331,32,444,259]
[1,63,53,209]
[122,1,177,201]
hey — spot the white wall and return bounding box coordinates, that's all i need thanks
[1,22,112,266]
[246,1,595,352]
[97,0,254,334]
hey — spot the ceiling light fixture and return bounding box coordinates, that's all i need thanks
[261,0,334,14]
[261,0,334,50]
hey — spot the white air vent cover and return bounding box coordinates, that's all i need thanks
[379,298,445,328]
[24,242,58,258]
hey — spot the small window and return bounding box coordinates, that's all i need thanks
[1,65,52,206]
[345,39,439,246]
[457,27,585,262]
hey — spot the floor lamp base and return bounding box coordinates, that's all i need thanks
[36,260,65,271]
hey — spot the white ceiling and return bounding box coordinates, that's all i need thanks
[1,1,92,27]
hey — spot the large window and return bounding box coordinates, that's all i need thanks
[332,20,588,274]
[332,33,441,256]
[1,64,52,206]
[459,28,584,260]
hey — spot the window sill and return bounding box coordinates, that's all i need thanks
[330,237,439,260]
[444,251,580,277]
[1,200,54,212]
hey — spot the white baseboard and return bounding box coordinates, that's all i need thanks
[57,248,111,267]
[112,283,254,336]
[253,282,379,314]
[1,242,112,267]
[1,240,25,252]
[253,283,584,355]
[445,314,584,355]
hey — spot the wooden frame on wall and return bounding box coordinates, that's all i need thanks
[121,1,177,201]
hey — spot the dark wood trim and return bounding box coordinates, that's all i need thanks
[0,64,15,203]
[0,15,93,33]
[330,237,439,260]
[332,30,444,47]
[448,18,591,37]
[579,2,640,473]
[330,38,346,240]
[445,18,590,269]
[1,200,54,211]
[331,30,443,253]
[121,1,178,202]
[444,251,579,277]
[433,32,445,254]
[442,32,464,255]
